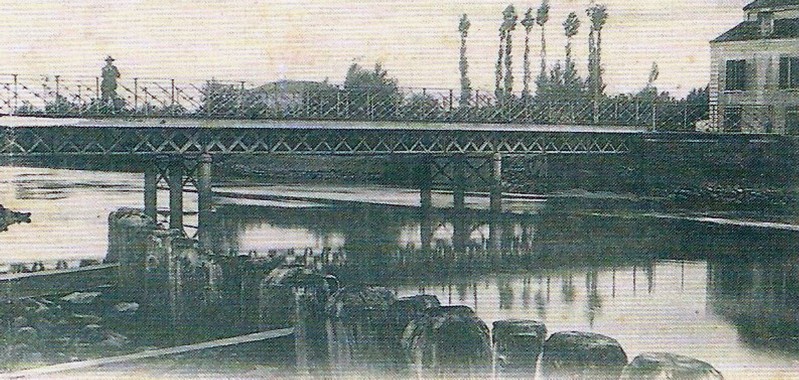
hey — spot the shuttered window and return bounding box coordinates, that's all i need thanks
[725,60,747,91]
[779,57,799,89]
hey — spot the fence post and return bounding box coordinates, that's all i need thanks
[449,89,454,115]
[133,78,139,112]
[12,74,18,115]
[239,81,245,118]
[683,103,689,130]
[95,77,100,114]
[367,88,373,120]
[652,100,657,132]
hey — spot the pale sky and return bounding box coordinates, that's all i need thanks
[0,0,747,97]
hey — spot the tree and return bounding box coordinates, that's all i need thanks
[562,12,583,99]
[343,62,401,119]
[586,3,608,101]
[502,5,518,99]
[535,0,550,93]
[495,13,507,99]
[521,8,536,99]
[458,14,472,108]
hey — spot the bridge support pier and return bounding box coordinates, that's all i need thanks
[168,159,184,230]
[144,166,158,222]
[197,153,214,249]
[419,154,433,211]
[490,152,503,214]
[452,154,468,251]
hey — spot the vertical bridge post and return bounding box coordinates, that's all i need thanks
[144,165,158,222]
[418,154,433,252]
[452,154,467,252]
[168,158,184,230]
[490,152,503,214]
[197,153,213,249]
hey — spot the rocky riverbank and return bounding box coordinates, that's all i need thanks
[0,287,145,372]
[0,204,31,232]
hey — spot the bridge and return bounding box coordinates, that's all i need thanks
[0,74,781,254]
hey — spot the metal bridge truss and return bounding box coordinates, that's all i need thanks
[0,126,634,157]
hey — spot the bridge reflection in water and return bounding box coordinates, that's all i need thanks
[196,201,799,372]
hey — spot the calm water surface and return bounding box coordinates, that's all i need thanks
[1,166,798,379]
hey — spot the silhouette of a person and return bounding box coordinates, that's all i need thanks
[101,56,120,103]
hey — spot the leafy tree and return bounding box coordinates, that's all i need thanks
[535,0,550,93]
[521,8,536,99]
[502,5,518,99]
[459,14,472,108]
[343,62,401,119]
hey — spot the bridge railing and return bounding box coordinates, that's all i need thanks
[0,74,709,130]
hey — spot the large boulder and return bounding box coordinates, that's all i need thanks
[493,319,547,374]
[326,286,396,320]
[259,265,334,329]
[388,294,440,338]
[540,331,628,380]
[401,305,492,377]
[620,352,724,380]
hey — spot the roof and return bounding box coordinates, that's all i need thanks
[712,18,799,42]
[744,0,799,10]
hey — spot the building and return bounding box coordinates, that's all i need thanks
[710,0,799,134]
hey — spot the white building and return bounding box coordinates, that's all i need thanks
[710,0,799,134]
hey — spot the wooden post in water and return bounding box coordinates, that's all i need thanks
[168,158,184,231]
[144,165,158,222]
[197,153,213,250]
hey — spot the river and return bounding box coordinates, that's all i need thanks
[0,166,798,378]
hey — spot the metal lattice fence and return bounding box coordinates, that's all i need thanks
[0,74,710,130]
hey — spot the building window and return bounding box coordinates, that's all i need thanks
[779,57,799,89]
[758,12,774,36]
[787,109,799,135]
[725,60,746,91]
[724,107,742,132]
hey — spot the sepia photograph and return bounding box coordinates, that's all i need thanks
[0,1,797,378]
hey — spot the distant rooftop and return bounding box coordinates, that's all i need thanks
[743,0,799,11]
[712,18,799,42]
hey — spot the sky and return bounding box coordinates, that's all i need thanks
[0,0,748,97]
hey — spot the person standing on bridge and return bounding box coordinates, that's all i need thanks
[101,56,121,105]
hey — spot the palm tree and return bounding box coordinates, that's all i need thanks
[502,5,518,99]
[535,0,550,89]
[459,14,472,108]
[521,8,536,99]
[563,12,580,63]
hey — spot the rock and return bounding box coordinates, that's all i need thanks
[388,294,440,337]
[60,291,101,305]
[99,331,130,349]
[401,305,492,377]
[326,286,396,320]
[14,326,38,343]
[12,316,29,329]
[493,319,547,374]
[114,302,140,313]
[74,324,105,344]
[259,265,334,329]
[540,331,628,380]
[620,352,724,380]
[66,313,102,325]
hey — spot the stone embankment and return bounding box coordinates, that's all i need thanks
[0,204,31,232]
